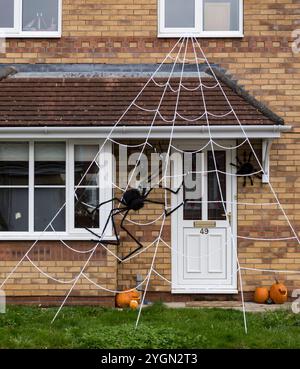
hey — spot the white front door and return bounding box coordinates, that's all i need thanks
[171,142,237,294]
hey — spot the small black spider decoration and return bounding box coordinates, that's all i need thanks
[231,151,262,187]
[83,185,182,263]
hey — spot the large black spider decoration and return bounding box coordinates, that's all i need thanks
[83,185,182,263]
[231,151,262,187]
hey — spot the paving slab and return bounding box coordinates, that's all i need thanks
[164,301,292,313]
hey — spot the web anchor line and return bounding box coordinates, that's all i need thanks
[136,37,189,329]
[190,38,249,334]
[0,36,298,333]
[193,36,300,246]
[51,38,188,321]
[0,38,184,293]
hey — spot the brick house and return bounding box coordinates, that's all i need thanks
[0,0,299,306]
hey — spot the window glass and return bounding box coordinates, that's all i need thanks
[74,145,99,186]
[35,142,66,185]
[74,145,100,229]
[34,142,66,232]
[0,0,14,28]
[183,152,202,220]
[34,188,65,231]
[165,0,195,28]
[0,143,29,185]
[0,189,28,231]
[207,151,226,220]
[203,0,239,31]
[22,0,59,32]
[75,188,99,229]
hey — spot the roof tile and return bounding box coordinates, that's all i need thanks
[0,77,278,127]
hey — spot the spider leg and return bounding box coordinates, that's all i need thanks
[143,181,183,199]
[144,199,165,205]
[165,201,185,217]
[161,181,184,195]
[119,210,144,263]
[143,187,155,198]
[86,207,126,245]
[254,169,262,179]
[230,163,239,169]
[236,156,243,166]
[249,176,254,186]
[243,177,246,187]
[92,197,124,214]
[74,190,100,218]
[248,151,253,162]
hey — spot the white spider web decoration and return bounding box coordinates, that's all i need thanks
[1,37,300,334]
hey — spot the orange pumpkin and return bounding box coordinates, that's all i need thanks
[129,300,139,310]
[270,279,288,304]
[129,289,140,300]
[115,289,141,308]
[254,287,269,304]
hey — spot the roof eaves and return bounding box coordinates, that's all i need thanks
[204,66,285,125]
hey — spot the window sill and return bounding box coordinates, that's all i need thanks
[0,32,62,38]
[157,32,244,38]
[0,233,116,241]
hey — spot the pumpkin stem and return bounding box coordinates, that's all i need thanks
[275,278,279,284]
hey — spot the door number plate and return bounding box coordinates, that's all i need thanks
[194,221,216,228]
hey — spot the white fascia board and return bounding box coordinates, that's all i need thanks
[0,125,292,140]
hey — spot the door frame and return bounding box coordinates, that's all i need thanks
[171,140,238,294]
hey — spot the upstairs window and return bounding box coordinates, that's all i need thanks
[158,0,243,38]
[0,0,62,38]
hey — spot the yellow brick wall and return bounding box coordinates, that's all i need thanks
[0,0,300,302]
[0,241,117,304]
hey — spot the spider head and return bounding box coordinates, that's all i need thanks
[231,151,261,187]
[237,161,255,175]
[122,188,145,211]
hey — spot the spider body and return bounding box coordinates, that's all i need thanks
[82,184,182,263]
[231,151,262,187]
[121,188,145,211]
[236,162,255,176]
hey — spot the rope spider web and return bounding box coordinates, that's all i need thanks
[0,37,299,334]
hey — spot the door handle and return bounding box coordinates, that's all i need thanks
[222,212,232,224]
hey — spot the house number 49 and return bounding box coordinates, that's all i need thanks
[200,228,209,235]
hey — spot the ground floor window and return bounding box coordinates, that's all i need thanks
[0,140,112,239]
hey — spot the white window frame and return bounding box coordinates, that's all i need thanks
[0,140,113,240]
[0,0,20,34]
[68,140,113,238]
[0,0,62,38]
[158,0,244,38]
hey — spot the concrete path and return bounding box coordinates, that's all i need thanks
[164,301,292,313]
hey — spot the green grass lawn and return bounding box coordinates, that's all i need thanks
[0,303,299,349]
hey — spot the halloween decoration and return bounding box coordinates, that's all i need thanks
[129,300,139,310]
[254,287,269,304]
[231,151,262,187]
[116,289,141,308]
[270,279,288,304]
[84,184,183,262]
